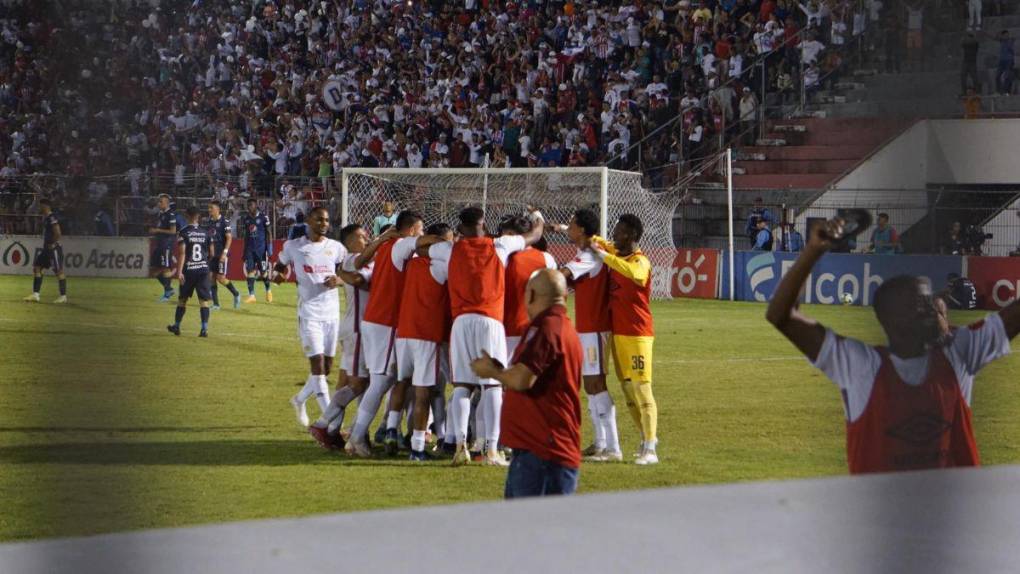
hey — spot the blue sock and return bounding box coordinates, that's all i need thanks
[32,275,42,293]
[246,278,255,295]
[211,284,220,306]
[174,306,186,327]
[225,282,239,297]
[158,276,172,293]
[58,279,67,296]
[200,307,210,330]
[263,279,272,292]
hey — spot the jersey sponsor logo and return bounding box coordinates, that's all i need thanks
[885,413,952,446]
[302,264,334,274]
[2,240,29,267]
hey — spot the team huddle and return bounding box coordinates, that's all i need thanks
[275,204,661,466]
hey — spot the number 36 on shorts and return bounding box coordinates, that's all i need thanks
[611,335,654,383]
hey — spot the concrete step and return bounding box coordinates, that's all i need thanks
[732,159,858,175]
[733,173,836,189]
[740,145,876,160]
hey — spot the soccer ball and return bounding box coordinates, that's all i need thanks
[840,292,854,305]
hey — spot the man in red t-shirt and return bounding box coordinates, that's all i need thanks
[471,269,583,497]
[767,218,1020,475]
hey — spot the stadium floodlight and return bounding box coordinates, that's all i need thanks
[340,166,680,299]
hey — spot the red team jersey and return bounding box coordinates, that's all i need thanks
[362,238,406,327]
[846,347,980,474]
[607,254,654,337]
[448,236,505,321]
[504,248,553,337]
[570,258,612,334]
[396,256,451,342]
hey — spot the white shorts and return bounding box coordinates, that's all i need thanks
[298,317,340,358]
[506,335,522,362]
[361,320,397,376]
[450,313,507,386]
[396,338,449,387]
[340,332,369,378]
[580,331,610,377]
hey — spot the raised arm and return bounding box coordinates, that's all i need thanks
[522,209,546,246]
[354,227,399,269]
[765,219,843,361]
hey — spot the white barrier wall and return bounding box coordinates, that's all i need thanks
[928,119,1020,184]
[0,236,149,278]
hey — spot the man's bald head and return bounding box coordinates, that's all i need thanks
[526,268,567,319]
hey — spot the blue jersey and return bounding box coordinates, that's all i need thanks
[155,209,177,247]
[178,225,211,273]
[288,222,307,240]
[42,213,60,245]
[241,211,271,253]
[206,216,232,254]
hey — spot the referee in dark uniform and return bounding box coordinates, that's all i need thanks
[23,198,67,304]
[168,207,213,338]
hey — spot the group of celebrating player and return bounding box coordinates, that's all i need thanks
[272,203,661,466]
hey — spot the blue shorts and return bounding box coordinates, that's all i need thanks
[244,251,268,275]
[34,245,64,273]
[151,244,173,269]
[179,271,212,301]
[210,253,228,276]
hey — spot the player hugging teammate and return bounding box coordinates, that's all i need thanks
[281,205,658,466]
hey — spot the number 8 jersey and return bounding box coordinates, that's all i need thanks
[178,225,211,273]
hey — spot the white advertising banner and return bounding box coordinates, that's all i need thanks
[0,235,149,278]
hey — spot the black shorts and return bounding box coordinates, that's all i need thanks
[34,245,64,273]
[244,251,269,275]
[151,244,173,269]
[180,271,212,301]
[210,254,228,276]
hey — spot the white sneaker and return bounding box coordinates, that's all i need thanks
[53,295,67,304]
[289,395,309,427]
[635,449,659,465]
[23,293,39,302]
[589,450,624,462]
[452,443,472,467]
[345,436,372,458]
[484,450,509,467]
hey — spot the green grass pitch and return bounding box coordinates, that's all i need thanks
[1,276,1019,541]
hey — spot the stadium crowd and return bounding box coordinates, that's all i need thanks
[0,0,888,228]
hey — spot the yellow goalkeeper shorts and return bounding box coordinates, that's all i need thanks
[610,335,654,383]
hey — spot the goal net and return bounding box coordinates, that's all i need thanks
[340,167,679,299]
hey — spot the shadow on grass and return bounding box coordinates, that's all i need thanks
[0,440,464,469]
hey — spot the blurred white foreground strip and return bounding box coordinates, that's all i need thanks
[2,465,1019,574]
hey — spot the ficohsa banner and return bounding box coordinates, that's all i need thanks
[0,235,148,278]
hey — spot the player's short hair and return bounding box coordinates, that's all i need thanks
[158,193,171,201]
[426,222,452,237]
[246,197,258,205]
[308,206,328,219]
[459,206,485,228]
[573,208,599,237]
[209,200,221,209]
[395,210,423,231]
[873,275,920,321]
[379,223,393,234]
[618,213,644,241]
[497,215,531,235]
[878,212,890,220]
[185,206,201,219]
[534,235,549,252]
[339,223,362,244]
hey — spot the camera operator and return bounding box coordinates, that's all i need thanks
[963,223,993,255]
[943,221,966,255]
[942,273,978,310]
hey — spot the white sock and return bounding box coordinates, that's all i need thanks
[314,375,330,411]
[451,386,471,445]
[588,394,606,449]
[645,438,658,451]
[482,386,502,449]
[351,373,394,441]
[595,392,620,453]
[296,374,318,403]
[386,409,401,431]
[411,430,426,452]
[472,391,487,449]
[431,393,446,441]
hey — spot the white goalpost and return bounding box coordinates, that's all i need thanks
[339,167,680,299]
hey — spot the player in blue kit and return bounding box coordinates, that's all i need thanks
[206,200,241,310]
[23,198,67,304]
[168,207,213,338]
[149,194,178,302]
[240,198,273,304]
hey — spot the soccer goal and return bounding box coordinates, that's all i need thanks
[339,167,679,299]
